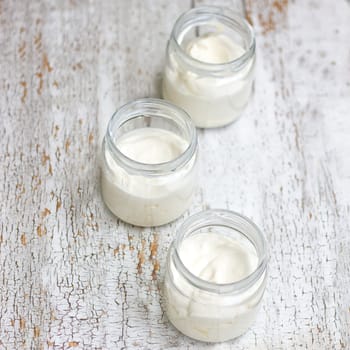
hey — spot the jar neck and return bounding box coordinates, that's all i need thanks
[171,210,268,294]
[104,98,197,176]
[168,6,255,75]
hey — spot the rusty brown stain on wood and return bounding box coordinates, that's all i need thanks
[72,62,83,71]
[31,53,53,97]
[68,341,79,347]
[53,80,59,88]
[47,341,55,347]
[76,230,85,237]
[41,208,51,218]
[248,0,289,34]
[41,151,50,166]
[10,319,15,326]
[149,233,158,260]
[19,81,27,103]
[86,212,99,230]
[31,174,42,191]
[149,234,159,280]
[50,310,56,321]
[137,250,145,274]
[18,42,26,58]
[37,224,47,237]
[20,26,25,33]
[244,0,253,25]
[88,132,94,144]
[137,239,146,274]
[19,318,26,329]
[34,326,40,338]
[56,199,62,213]
[272,0,288,13]
[257,13,273,34]
[42,53,53,72]
[65,138,71,153]
[20,233,26,246]
[16,183,26,199]
[36,72,44,95]
[117,244,126,257]
[152,260,160,280]
[114,247,119,255]
[0,234,3,245]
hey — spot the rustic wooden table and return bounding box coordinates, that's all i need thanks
[1,0,350,349]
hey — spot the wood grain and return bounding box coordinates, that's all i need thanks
[0,0,349,349]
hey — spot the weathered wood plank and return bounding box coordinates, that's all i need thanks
[0,0,349,349]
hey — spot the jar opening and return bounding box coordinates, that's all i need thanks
[170,6,255,73]
[104,98,197,176]
[173,210,268,294]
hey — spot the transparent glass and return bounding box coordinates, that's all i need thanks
[164,210,268,342]
[101,98,198,227]
[162,6,256,128]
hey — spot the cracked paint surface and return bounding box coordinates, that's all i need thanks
[0,0,349,349]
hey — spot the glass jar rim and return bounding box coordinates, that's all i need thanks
[169,6,255,74]
[104,98,197,176]
[172,209,268,294]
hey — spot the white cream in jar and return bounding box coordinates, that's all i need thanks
[163,7,255,128]
[116,128,187,164]
[101,99,198,227]
[186,33,244,65]
[179,232,258,284]
[164,210,268,342]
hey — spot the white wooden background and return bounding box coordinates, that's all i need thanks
[1,0,349,349]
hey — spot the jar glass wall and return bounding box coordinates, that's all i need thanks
[162,6,256,128]
[101,98,198,227]
[164,210,268,342]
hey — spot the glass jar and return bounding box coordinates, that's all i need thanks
[162,6,256,128]
[101,98,198,227]
[164,210,268,342]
